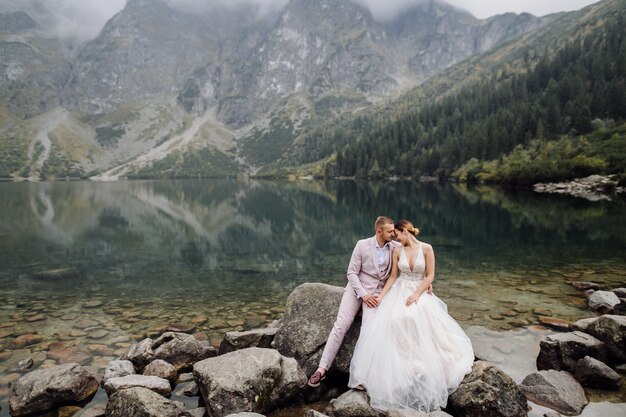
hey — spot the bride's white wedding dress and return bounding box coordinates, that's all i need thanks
[348,243,474,412]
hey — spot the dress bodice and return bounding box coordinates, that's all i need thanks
[398,244,425,282]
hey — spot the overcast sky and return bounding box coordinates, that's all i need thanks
[2,0,601,42]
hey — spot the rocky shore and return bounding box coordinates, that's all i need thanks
[5,283,626,417]
[533,175,625,201]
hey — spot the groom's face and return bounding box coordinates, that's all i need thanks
[379,223,396,243]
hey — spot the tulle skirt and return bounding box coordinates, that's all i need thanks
[348,278,474,412]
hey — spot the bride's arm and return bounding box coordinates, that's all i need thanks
[377,248,400,302]
[406,244,435,305]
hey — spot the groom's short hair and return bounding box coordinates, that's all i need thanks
[375,216,394,231]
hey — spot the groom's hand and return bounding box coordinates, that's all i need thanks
[362,294,379,308]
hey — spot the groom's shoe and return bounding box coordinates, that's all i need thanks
[307,371,326,387]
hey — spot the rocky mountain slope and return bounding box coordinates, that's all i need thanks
[0,0,547,179]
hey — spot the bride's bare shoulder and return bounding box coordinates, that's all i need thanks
[421,242,434,252]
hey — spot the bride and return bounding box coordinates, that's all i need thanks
[348,220,474,412]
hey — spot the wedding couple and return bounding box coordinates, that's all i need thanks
[308,216,474,412]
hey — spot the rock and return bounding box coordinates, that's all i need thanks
[106,387,183,417]
[574,356,622,390]
[520,370,587,416]
[33,268,79,280]
[306,411,330,417]
[104,374,172,396]
[74,319,99,329]
[224,414,266,417]
[180,408,207,417]
[570,281,600,290]
[175,381,199,397]
[429,412,453,417]
[178,372,195,382]
[152,332,217,371]
[387,409,429,417]
[12,358,34,372]
[329,389,380,417]
[543,412,561,417]
[84,300,103,308]
[611,288,626,298]
[585,315,626,363]
[272,283,361,375]
[102,360,136,385]
[122,337,155,369]
[165,323,197,333]
[144,358,178,381]
[87,329,110,339]
[219,327,277,354]
[537,317,571,330]
[12,334,43,348]
[47,347,92,365]
[588,291,621,313]
[9,363,99,417]
[447,361,527,417]
[572,317,598,332]
[193,347,306,417]
[537,331,607,371]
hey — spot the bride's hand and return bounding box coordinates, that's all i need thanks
[405,293,420,306]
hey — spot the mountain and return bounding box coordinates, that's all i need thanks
[0,0,547,180]
[291,0,625,184]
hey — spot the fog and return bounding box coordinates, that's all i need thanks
[0,0,600,43]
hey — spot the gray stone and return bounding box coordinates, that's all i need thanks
[122,337,154,370]
[12,358,33,372]
[429,412,453,417]
[272,283,361,376]
[219,327,277,354]
[329,389,381,417]
[102,360,136,385]
[180,408,207,417]
[306,411,330,417]
[588,291,621,313]
[543,412,561,417]
[224,414,266,417]
[193,347,306,417]
[537,331,607,371]
[571,317,598,332]
[152,332,217,371]
[104,374,172,396]
[144,358,178,381]
[387,409,429,417]
[585,315,626,363]
[574,356,622,390]
[447,361,527,417]
[174,381,199,397]
[105,386,183,417]
[521,370,587,416]
[9,363,99,417]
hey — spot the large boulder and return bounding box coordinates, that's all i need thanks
[9,363,99,416]
[105,386,183,417]
[272,283,361,375]
[193,347,306,417]
[574,356,622,390]
[588,291,620,313]
[536,331,607,371]
[122,338,154,370]
[585,315,626,363]
[520,370,587,416]
[123,332,217,372]
[328,389,381,417]
[219,327,277,355]
[447,361,527,417]
[104,374,172,396]
[153,332,217,371]
[144,359,178,381]
[102,360,136,386]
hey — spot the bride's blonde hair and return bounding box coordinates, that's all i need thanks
[395,220,420,236]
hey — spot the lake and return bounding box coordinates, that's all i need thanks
[0,179,625,416]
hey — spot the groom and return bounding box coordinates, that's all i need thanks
[308,215,400,387]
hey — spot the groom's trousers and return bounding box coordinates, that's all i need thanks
[318,290,377,371]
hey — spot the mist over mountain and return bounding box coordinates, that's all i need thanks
[0,0,549,179]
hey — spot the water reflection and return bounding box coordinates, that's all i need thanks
[0,179,625,415]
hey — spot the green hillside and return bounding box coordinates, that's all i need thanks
[281,0,626,184]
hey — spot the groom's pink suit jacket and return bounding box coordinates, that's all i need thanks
[319,236,400,371]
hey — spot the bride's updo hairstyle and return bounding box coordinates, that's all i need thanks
[395,219,420,236]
